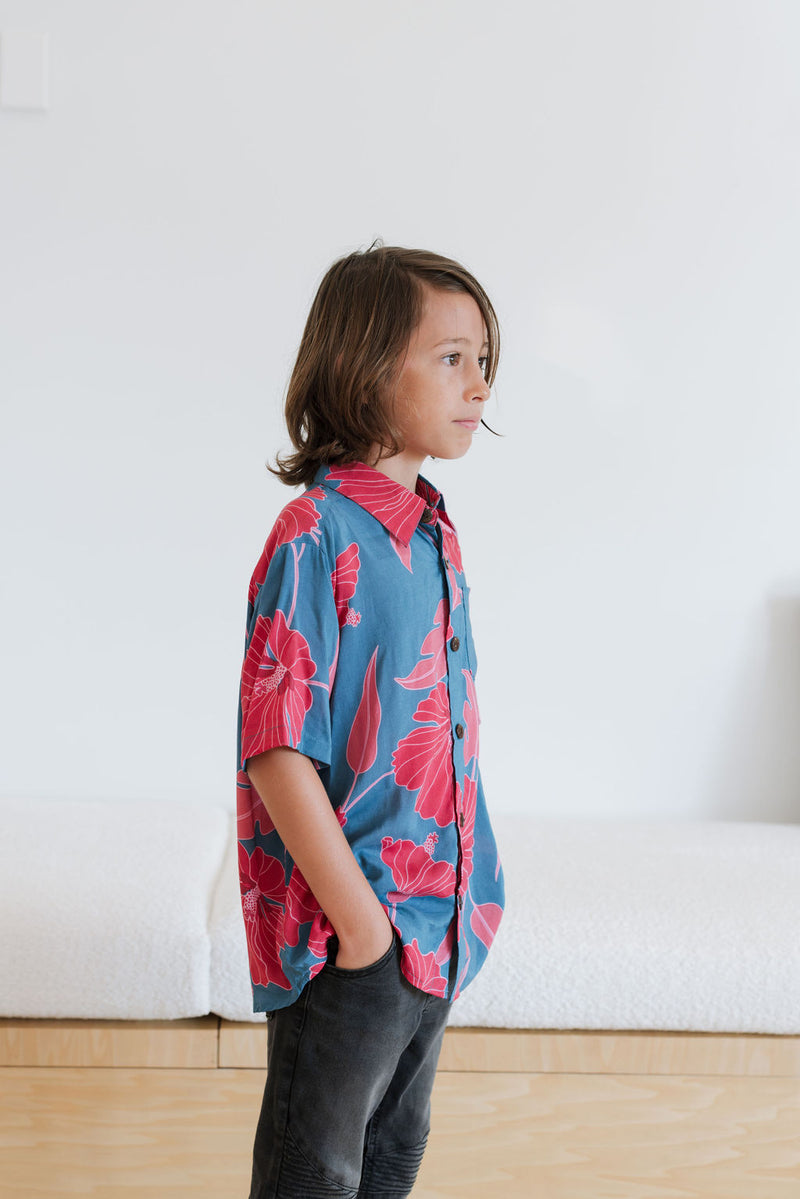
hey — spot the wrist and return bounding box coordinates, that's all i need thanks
[333,910,394,970]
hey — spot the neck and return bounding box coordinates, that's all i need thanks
[368,448,424,494]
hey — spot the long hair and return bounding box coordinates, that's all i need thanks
[270,243,500,487]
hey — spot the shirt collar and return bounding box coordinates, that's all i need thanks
[314,461,449,545]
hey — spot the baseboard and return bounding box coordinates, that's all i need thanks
[2,1018,798,1076]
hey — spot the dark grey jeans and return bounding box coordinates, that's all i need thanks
[248,935,451,1198]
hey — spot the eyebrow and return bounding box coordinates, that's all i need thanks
[433,336,490,349]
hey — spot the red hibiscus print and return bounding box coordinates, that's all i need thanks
[331,542,361,627]
[240,610,316,760]
[392,681,455,827]
[462,669,480,766]
[470,901,503,949]
[238,844,291,990]
[346,648,382,779]
[402,938,449,998]
[394,600,449,690]
[381,834,456,905]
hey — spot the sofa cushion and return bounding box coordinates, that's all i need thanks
[0,798,229,1020]
[211,812,800,1033]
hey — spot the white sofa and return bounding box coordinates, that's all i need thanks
[2,798,799,1034]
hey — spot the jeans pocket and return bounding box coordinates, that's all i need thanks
[323,933,399,981]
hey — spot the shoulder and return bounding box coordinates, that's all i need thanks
[249,485,363,602]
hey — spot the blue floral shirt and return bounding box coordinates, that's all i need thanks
[236,461,504,1012]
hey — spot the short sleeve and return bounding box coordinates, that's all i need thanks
[239,538,339,770]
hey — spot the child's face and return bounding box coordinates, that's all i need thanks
[391,285,490,474]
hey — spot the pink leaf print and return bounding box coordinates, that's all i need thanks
[381,834,456,905]
[248,490,325,604]
[440,521,463,575]
[394,600,449,690]
[325,465,417,571]
[346,647,382,778]
[236,769,276,840]
[265,488,324,555]
[240,610,316,760]
[331,542,361,627]
[392,681,455,827]
[238,844,292,990]
[441,522,463,609]
[470,901,503,949]
[389,532,413,573]
[284,865,322,949]
[462,669,480,765]
[456,774,478,887]
[402,938,449,998]
[326,465,419,539]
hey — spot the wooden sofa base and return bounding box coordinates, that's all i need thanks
[1,1020,799,1198]
[2,1016,798,1075]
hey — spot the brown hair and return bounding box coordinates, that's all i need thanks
[270,242,500,487]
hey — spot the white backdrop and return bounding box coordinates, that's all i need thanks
[1,0,798,820]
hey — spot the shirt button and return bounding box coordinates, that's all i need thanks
[459,813,465,828]
[422,507,433,523]
[455,723,464,739]
[457,894,464,910]
[450,636,460,652]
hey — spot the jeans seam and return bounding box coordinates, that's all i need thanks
[283,1125,358,1196]
[274,984,313,1196]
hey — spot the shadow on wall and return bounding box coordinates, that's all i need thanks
[708,591,800,822]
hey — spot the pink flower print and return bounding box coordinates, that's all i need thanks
[470,901,503,950]
[346,647,382,780]
[331,542,361,627]
[401,938,449,998]
[238,844,292,990]
[462,669,480,766]
[392,681,455,827]
[381,834,456,906]
[240,610,316,759]
[394,600,449,690]
[344,609,361,626]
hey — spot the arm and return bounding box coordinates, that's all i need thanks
[246,746,394,970]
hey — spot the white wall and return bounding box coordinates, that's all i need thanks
[1,1,798,820]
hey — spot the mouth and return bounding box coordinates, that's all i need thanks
[453,419,480,431]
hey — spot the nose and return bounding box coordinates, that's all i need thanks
[470,371,491,403]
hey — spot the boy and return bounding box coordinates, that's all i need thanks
[237,244,504,1197]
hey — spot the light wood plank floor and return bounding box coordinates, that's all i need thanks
[1,1065,799,1198]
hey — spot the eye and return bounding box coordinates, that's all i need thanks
[443,352,461,366]
[478,355,488,375]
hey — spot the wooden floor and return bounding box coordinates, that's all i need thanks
[1,1020,799,1198]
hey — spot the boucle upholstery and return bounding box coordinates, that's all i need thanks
[2,799,798,1033]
